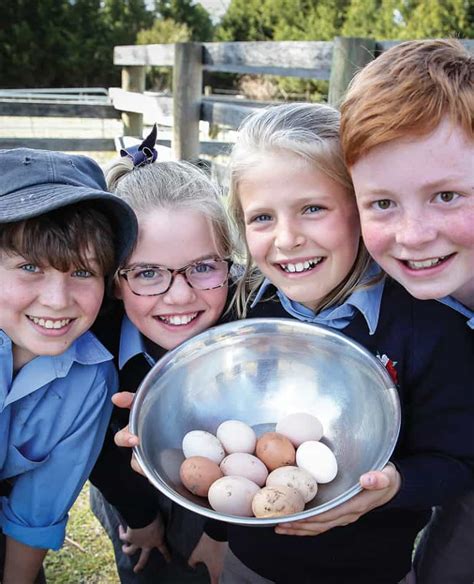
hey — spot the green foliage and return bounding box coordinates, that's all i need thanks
[44,483,118,584]
[137,18,192,91]
[155,0,214,40]
[0,0,153,88]
[216,0,473,102]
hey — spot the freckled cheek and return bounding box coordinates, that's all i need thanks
[360,222,390,259]
[446,215,474,248]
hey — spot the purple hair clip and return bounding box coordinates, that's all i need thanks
[120,124,158,167]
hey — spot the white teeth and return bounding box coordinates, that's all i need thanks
[281,258,322,273]
[406,257,445,270]
[159,313,198,326]
[29,316,71,329]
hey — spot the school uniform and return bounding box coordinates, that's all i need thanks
[218,269,474,584]
[414,296,474,584]
[0,329,116,565]
[89,305,213,583]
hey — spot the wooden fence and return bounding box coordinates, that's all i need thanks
[1,37,473,156]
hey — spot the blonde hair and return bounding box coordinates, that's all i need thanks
[228,102,373,318]
[341,39,474,166]
[105,157,233,264]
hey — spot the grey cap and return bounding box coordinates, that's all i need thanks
[0,148,138,266]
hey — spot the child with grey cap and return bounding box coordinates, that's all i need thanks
[0,148,138,583]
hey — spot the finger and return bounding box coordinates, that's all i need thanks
[118,524,128,542]
[133,548,151,572]
[112,391,135,409]
[114,426,139,448]
[157,542,172,563]
[360,470,390,490]
[122,542,139,555]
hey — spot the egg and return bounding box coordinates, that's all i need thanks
[179,456,223,497]
[220,452,268,486]
[296,440,338,483]
[208,476,260,516]
[182,430,225,464]
[216,420,257,454]
[256,432,296,471]
[266,465,318,503]
[276,412,324,447]
[252,485,305,518]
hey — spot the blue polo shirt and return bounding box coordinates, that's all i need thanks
[0,330,117,550]
[438,296,474,329]
[251,263,384,332]
[118,315,155,370]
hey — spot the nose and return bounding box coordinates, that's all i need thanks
[162,273,197,305]
[39,273,71,310]
[274,219,305,251]
[395,212,437,248]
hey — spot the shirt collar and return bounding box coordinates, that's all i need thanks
[118,315,155,369]
[0,330,113,407]
[251,263,385,335]
[437,296,474,330]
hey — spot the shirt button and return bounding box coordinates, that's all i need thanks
[0,338,4,346]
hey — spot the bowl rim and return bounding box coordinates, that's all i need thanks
[130,317,401,526]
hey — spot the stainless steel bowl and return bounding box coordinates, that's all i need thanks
[130,318,400,526]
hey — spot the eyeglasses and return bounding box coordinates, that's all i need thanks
[118,258,230,296]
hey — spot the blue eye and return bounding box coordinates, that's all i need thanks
[72,269,93,278]
[192,262,214,274]
[252,214,272,223]
[303,205,322,214]
[20,263,40,273]
[434,191,460,204]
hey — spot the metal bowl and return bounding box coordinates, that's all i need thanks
[130,318,400,526]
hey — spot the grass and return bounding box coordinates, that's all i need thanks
[44,482,119,584]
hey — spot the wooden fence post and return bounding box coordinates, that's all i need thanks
[328,37,376,107]
[121,66,145,137]
[173,42,203,160]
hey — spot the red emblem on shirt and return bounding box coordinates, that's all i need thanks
[377,353,398,385]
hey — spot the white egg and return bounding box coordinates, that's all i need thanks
[208,476,260,516]
[220,453,268,486]
[182,430,225,464]
[216,420,257,454]
[266,465,318,503]
[276,412,324,447]
[296,441,338,484]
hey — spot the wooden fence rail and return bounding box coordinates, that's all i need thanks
[1,38,472,155]
[112,37,474,160]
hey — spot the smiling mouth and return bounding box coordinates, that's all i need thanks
[278,257,324,273]
[401,254,453,271]
[156,312,199,326]
[28,316,73,329]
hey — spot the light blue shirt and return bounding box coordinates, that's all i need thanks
[118,315,155,369]
[0,330,117,550]
[251,263,385,333]
[438,296,474,330]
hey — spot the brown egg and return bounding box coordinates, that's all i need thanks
[180,456,223,497]
[255,432,296,471]
[252,485,305,518]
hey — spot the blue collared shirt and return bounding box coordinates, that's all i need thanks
[118,315,155,369]
[0,330,117,550]
[438,296,474,330]
[251,263,385,334]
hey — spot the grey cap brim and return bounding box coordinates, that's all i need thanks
[0,182,138,267]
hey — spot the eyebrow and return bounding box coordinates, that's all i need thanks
[360,176,468,197]
[126,254,219,270]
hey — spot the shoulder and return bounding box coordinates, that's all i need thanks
[379,278,472,337]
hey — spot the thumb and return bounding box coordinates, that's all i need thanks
[360,470,390,490]
[112,391,135,409]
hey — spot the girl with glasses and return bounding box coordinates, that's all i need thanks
[88,128,233,584]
